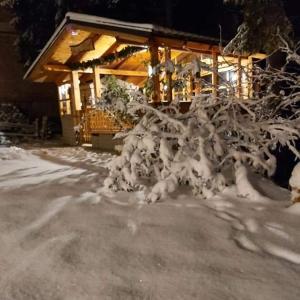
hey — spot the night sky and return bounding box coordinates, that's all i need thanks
[171,0,300,40]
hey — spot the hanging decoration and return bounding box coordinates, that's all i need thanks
[67,46,146,70]
[70,38,95,56]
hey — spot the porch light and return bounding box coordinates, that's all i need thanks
[71,30,79,36]
[66,25,79,36]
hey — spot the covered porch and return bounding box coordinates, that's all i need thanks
[24,12,265,147]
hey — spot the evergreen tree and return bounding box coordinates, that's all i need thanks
[224,0,294,54]
[0,0,168,66]
[0,0,120,65]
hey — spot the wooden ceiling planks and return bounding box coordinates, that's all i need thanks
[29,19,240,85]
[117,50,149,71]
[77,35,117,63]
[72,24,149,45]
[50,30,91,64]
[67,33,100,63]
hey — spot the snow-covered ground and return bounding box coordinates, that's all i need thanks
[1,145,300,299]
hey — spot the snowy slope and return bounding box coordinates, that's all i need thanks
[0,146,299,300]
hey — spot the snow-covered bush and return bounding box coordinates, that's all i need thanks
[0,135,11,145]
[104,48,300,203]
[0,103,30,145]
[105,96,227,202]
[97,76,131,116]
[0,103,28,124]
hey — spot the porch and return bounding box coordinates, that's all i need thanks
[24,12,265,147]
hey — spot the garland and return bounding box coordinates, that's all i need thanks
[67,46,145,70]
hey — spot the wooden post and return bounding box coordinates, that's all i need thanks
[247,56,253,98]
[150,43,161,103]
[212,52,219,97]
[165,47,173,103]
[237,56,242,98]
[70,71,81,114]
[189,76,195,99]
[93,66,102,99]
[195,75,201,96]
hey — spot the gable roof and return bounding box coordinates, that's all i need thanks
[24,12,221,81]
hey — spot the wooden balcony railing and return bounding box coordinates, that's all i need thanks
[81,109,132,143]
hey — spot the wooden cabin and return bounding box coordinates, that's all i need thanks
[24,12,265,148]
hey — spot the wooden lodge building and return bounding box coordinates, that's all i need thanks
[24,12,265,148]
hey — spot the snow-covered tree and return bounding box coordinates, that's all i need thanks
[224,0,294,54]
[104,49,300,203]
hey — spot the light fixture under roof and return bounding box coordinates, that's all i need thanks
[66,24,79,36]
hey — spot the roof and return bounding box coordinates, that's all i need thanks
[63,12,220,44]
[24,12,221,81]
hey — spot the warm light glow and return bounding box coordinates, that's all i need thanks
[71,30,79,36]
[58,84,71,100]
[148,65,153,76]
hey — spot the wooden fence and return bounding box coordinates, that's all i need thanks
[81,109,132,143]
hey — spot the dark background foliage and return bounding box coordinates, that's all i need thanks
[1,0,299,65]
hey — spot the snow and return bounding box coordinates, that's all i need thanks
[1,145,300,299]
[286,203,300,215]
[290,162,300,188]
[235,163,271,203]
[289,163,300,203]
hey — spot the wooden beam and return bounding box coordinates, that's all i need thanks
[98,69,147,77]
[165,47,173,102]
[70,71,81,113]
[154,37,220,54]
[44,64,147,77]
[73,24,149,45]
[109,57,129,70]
[212,52,219,97]
[55,72,70,85]
[175,52,190,64]
[237,55,242,98]
[116,37,147,46]
[250,53,266,60]
[247,56,253,98]
[101,40,120,57]
[186,41,220,53]
[149,43,161,103]
[44,64,71,72]
[93,66,102,99]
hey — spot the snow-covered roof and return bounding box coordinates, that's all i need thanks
[24,12,220,80]
[64,12,219,44]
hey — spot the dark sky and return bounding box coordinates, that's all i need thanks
[170,0,299,40]
[283,0,300,36]
[172,0,240,40]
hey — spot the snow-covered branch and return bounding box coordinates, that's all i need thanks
[105,47,300,202]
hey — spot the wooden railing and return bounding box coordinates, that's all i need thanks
[81,109,132,143]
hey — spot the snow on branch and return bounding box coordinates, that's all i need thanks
[105,46,300,203]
